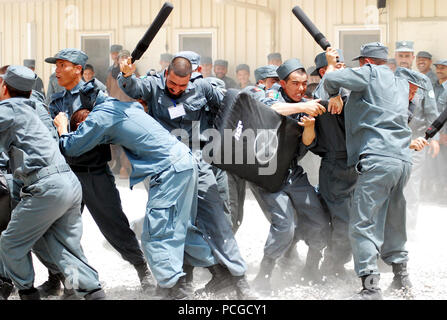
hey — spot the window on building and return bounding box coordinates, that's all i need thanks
[339,30,381,68]
[178,33,213,60]
[81,34,111,84]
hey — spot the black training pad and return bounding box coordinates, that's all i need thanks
[208,90,302,193]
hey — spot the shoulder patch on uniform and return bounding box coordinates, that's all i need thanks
[429,90,435,99]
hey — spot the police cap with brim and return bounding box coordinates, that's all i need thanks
[312,50,345,76]
[352,42,388,61]
[417,51,432,59]
[45,49,89,69]
[277,59,305,80]
[0,65,37,92]
[174,51,201,70]
[214,60,229,68]
[395,67,427,90]
[395,41,415,53]
[23,59,36,69]
[434,60,447,67]
[110,44,123,53]
[255,65,278,83]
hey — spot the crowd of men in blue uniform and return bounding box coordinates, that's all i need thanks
[0,37,445,301]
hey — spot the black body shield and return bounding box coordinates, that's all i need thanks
[208,91,302,193]
[292,6,331,50]
[0,174,11,233]
[131,2,174,63]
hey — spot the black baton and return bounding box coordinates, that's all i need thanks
[131,2,174,63]
[292,6,331,50]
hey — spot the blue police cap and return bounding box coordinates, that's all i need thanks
[352,42,389,61]
[268,53,282,62]
[417,51,433,59]
[236,64,250,73]
[277,58,305,80]
[434,60,447,67]
[395,41,415,53]
[214,60,229,68]
[174,51,201,70]
[110,44,123,53]
[312,50,345,76]
[0,65,37,92]
[45,48,89,69]
[254,65,279,83]
[23,59,36,68]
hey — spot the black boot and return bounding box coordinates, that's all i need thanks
[36,271,62,297]
[18,287,41,300]
[134,262,156,292]
[195,264,235,296]
[278,242,302,275]
[355,275,383,300]
[252,256,276,293]
[162,276,192,300]
[389,263,412,291]
[300,248,323,284]
[0,277,14,300]
[233,275,258,300]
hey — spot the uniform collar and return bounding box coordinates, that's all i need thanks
[64,80,85,96]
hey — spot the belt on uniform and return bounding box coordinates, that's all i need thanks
[22,163,71,186]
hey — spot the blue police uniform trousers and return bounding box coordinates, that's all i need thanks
[143,154,215,288]
[0,170,102,295]
[249,166,330,260]
[318,157,357,265]
[350,154,411,277]
[193,152,247,277]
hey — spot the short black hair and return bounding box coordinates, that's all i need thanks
[167,57,192,77]
[5,82,32,99]
[284,68,307,82]
[85,64,94,72]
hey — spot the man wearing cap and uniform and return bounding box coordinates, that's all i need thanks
[200,56,213,78]
[236,64,253,90]
[422,60,447,204]
[214,60,238,89]
[0,65,105,301]
[324,42,429,300]
[24,59,45,97]
[309,49,358,278]
[224,65,280,233]
[118,53,255,299]
[247,58,330,292]
[416,51,438,85]
[43,48,154,297]
[53,81,213,300]
[394,41,441,233]
[267,53,283,67]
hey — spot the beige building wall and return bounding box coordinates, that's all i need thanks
[0,0,446,89]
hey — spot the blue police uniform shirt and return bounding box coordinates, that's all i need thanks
[324,64,412,167]
[59,95,190,188]
[49,81,85,119]
[0,98,67,180]
[117,72,224,146]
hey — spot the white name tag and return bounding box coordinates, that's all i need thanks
[168,104,186,119]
